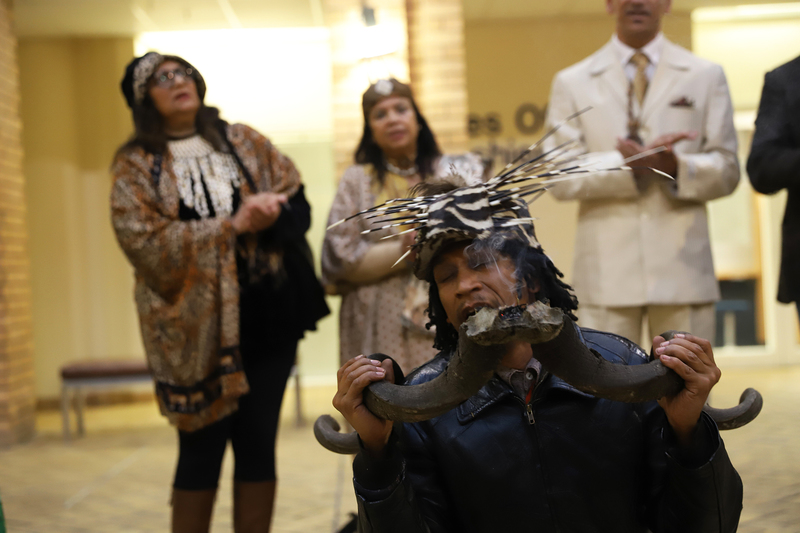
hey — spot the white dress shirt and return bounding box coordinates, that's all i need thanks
[611,32,664,82]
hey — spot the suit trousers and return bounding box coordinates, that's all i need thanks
[578,303,716,349]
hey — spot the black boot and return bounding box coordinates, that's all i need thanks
[233,480,276,533]
[171,488,216,533]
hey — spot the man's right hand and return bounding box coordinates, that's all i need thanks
[333,355,396,456]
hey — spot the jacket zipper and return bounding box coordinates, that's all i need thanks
[521,371,562,530]
[524,382,535,425]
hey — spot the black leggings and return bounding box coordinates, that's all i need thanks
[172,338,297,490]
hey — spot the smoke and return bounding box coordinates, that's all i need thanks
[463,233,526,301]
[428,232,579,353]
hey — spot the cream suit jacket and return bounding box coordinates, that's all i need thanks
[545,38,739,307]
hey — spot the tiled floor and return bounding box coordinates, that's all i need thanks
[1,366,799,532]
[0,386,358,533]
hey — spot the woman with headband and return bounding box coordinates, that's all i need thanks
[322,79,486,375]
[111,52,328,533]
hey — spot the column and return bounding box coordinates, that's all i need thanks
[406,0,469,154]
[0,0,36,446]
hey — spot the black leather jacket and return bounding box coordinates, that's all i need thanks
[353,326,743,533]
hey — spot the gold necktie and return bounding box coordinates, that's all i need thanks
[627,51,650,143]
[630,51,649,106]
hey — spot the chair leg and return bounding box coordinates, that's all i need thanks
[61,384,72,441]
[293,364,304,428]
[331,454,347,533]
[75,387,85,437]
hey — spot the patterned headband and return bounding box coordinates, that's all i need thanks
[132,52,164,105]
[328,108,672,281]
[362,78,414,119]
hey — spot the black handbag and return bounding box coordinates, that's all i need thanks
[220,123,329,341]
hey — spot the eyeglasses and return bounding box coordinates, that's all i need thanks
[152,67,194,88]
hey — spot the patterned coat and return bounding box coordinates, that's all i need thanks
[111,123,301,431]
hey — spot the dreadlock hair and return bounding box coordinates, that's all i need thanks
[425,237,579,354]
[354,103,442,187]
[114,55,228,159]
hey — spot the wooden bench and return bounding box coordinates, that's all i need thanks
[60,360,151,440]
[60,359,305,440]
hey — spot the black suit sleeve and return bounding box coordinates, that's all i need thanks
[747,68,800,194]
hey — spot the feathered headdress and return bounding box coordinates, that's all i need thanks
[328,108,670,281]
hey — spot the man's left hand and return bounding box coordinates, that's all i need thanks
[652,333,721,448]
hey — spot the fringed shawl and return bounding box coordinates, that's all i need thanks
[111,123,301,431]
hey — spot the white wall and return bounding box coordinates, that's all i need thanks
[20,38,144,399]
[693,7,800,365]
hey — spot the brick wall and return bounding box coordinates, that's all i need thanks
[0,0,36,446]
[406,0,469,155]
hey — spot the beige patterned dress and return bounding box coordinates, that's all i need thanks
[322,156,485,374]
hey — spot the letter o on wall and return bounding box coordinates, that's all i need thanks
[515,103,545,135]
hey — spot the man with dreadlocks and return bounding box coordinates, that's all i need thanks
[331,169,743,531]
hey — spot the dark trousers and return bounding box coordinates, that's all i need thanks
[173,337,297,490]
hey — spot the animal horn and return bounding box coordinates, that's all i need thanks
[704,388,763,430]
[466,304,763,428]
[314,303,763,454]
[313,303,565,454]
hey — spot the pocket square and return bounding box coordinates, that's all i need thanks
[670,96,695,108]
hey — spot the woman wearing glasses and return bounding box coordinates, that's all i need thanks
[111,52,328,533]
